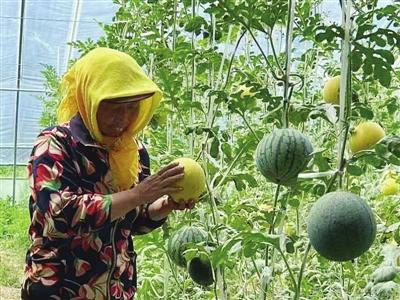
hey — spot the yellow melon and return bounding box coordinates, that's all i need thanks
[169,158,206,203]
[322,75,341,104]
[381,178,399,195]
[349,121,385,153]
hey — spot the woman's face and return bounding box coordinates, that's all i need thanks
[97,93,153,137]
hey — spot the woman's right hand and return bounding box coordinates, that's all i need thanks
[131,162,184,205]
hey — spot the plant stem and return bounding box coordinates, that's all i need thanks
[245,26,283,81]
[337,0,353,181]
[341,263,345,287]
[189,0,197,155]
[240,112,261,142]
[261,184,281,300]
[164,250,184,292]
[222,29,247,90]
[296,242,311,299]
[163,255,168,299]
[196,29,246,161]
[282,0,296,128]
[278,249,298,297]
[251,256,262,279]
[268,28,284,75]
[206,179,227,299]
[214,140,250,190]
[269,184,281,236]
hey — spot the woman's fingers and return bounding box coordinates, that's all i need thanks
[178,202,187,210]
[184,200,196,209]
[161,174,184,187]
[159,165,184,180]
[163,186,184,193]
[157,162,180,176]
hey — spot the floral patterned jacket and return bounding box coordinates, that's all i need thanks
[21,114,166,300]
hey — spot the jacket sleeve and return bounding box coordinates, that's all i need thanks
[130,141,167,235]
[28,127,112,239]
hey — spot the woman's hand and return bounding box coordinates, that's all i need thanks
[131,162,184,206]
[147,196,197,221]
[110,162,189,221]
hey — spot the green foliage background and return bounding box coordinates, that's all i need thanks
[2,0,400,299]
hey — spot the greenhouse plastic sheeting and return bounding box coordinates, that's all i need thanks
[0,0,118,165]
[0,0,394,167]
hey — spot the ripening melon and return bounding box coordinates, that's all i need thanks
[188,256,214,287]
[255,128,314,186]
[349,122,385,153]
[381,178,399,195]
[322,75,341,104]
[307,191,376,262]
[167,226,207,268]
[169,158,206,203]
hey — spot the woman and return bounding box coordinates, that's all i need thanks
[21,48,195,299]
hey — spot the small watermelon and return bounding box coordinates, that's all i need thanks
[188,256,214,287]
[167,226,207,268]
[255,128,313,186]
[307,191,376,262]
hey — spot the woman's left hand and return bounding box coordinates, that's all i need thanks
[147,196,197,221]
[165,197,196,211]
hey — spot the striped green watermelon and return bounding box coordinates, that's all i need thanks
[188,256,214,287]
[167,226,207,268]
[255,128,313,186]
[307,191,376,262]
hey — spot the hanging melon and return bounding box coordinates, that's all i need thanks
[307,191,376,262]
[349,121,385,153]
[255,128,313,186]
[381,178,399,195]
[167,226,207,268]
[322,75,341,104]
[169,158,206,203]
[188,256,214,287]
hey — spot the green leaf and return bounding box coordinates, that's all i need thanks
[285,238,295,254]
[221,143,233,160]
[211,237,241,267]
[388,154,400,165]
[240,174,258,188]
[359,154,386,168]
[351,50,363,72]
[355,24,375,39]
[288,197,300,208]
[347,164,364,176]
[374,143,388,156]
[184,16,208,34]
[210,138,220,158]
[363,60,373,76]
[242,240,259,257]
[371,34,387,47]
[375,49,395,65]
[394,227,400,245]
[386,136,400,157]
[374,63,392,87]
[232,176,246,191]
[381,98,398,115]
[241,232,281,250]
[359,106,374,120]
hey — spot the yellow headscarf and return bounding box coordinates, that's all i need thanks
[57,47,162,191]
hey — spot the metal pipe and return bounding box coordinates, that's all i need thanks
[65,0,82,70]
[0,87,45,93]
[12,0,26,204]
